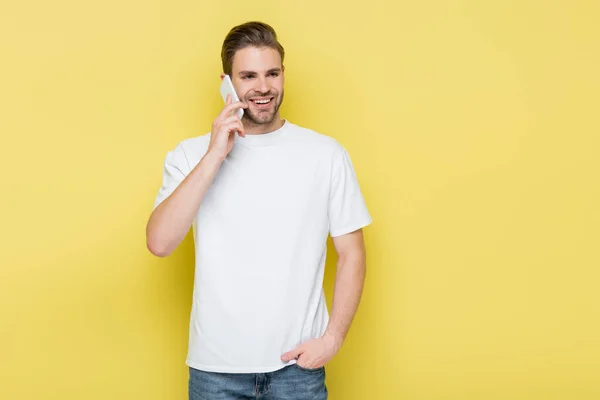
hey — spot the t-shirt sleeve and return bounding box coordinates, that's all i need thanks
[328,146,372,237]
[153,143,190,210]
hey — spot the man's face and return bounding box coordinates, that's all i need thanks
[229,46,284,126]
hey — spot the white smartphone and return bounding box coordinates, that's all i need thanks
[220,74,244,120]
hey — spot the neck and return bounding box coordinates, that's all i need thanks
[243,114,285,135]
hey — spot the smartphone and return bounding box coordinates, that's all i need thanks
[220,75,244,120]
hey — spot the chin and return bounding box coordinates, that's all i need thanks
[247,111,276,125]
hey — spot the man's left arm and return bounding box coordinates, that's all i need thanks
[281,228,367,368]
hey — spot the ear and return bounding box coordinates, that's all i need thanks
[220,73,226,80]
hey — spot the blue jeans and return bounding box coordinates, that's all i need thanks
[188,364,328,399]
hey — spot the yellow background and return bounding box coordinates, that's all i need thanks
[1,1,599,399]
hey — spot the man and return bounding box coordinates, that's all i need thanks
[146,21,372,400]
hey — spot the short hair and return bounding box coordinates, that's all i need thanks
[221,21,285,76]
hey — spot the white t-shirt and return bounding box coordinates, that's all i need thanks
[153,120,372,373]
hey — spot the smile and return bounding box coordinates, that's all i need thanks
[251,98,273,105]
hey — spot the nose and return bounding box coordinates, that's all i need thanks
[256,76,270,94]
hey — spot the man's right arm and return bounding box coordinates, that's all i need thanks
[145,151,222,257]
[146,95,247,257]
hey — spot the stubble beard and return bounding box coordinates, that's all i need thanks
[242,90,284,127]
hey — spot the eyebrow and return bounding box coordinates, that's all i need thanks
[238,68,282,76]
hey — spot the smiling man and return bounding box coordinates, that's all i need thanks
[146,21,372,400]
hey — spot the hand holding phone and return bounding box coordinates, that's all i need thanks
[207,76,248,161]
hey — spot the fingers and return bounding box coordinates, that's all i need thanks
[296,354,317,368]
[214,115,245,137]
[223,120,245,138]
[233,120,245,138]
[281,346,303,362]
[218,97,248,121]
[221,115,239,126]
[211,94,247,147]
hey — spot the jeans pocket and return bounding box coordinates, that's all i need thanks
[294,363,324,373]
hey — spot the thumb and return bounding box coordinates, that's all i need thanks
[281,345,304,362]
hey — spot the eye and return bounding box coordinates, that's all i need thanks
[242,75,254,80]
[269,72,279,77]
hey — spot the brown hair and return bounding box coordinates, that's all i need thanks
[221,21,285,76]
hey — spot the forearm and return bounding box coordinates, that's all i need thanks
[324,249,366,346]
[146,151,223,257]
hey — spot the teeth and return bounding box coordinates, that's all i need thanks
[254,99,271,104]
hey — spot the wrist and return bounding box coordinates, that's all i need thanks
[202,150,225,168]
[323,330,344,351]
